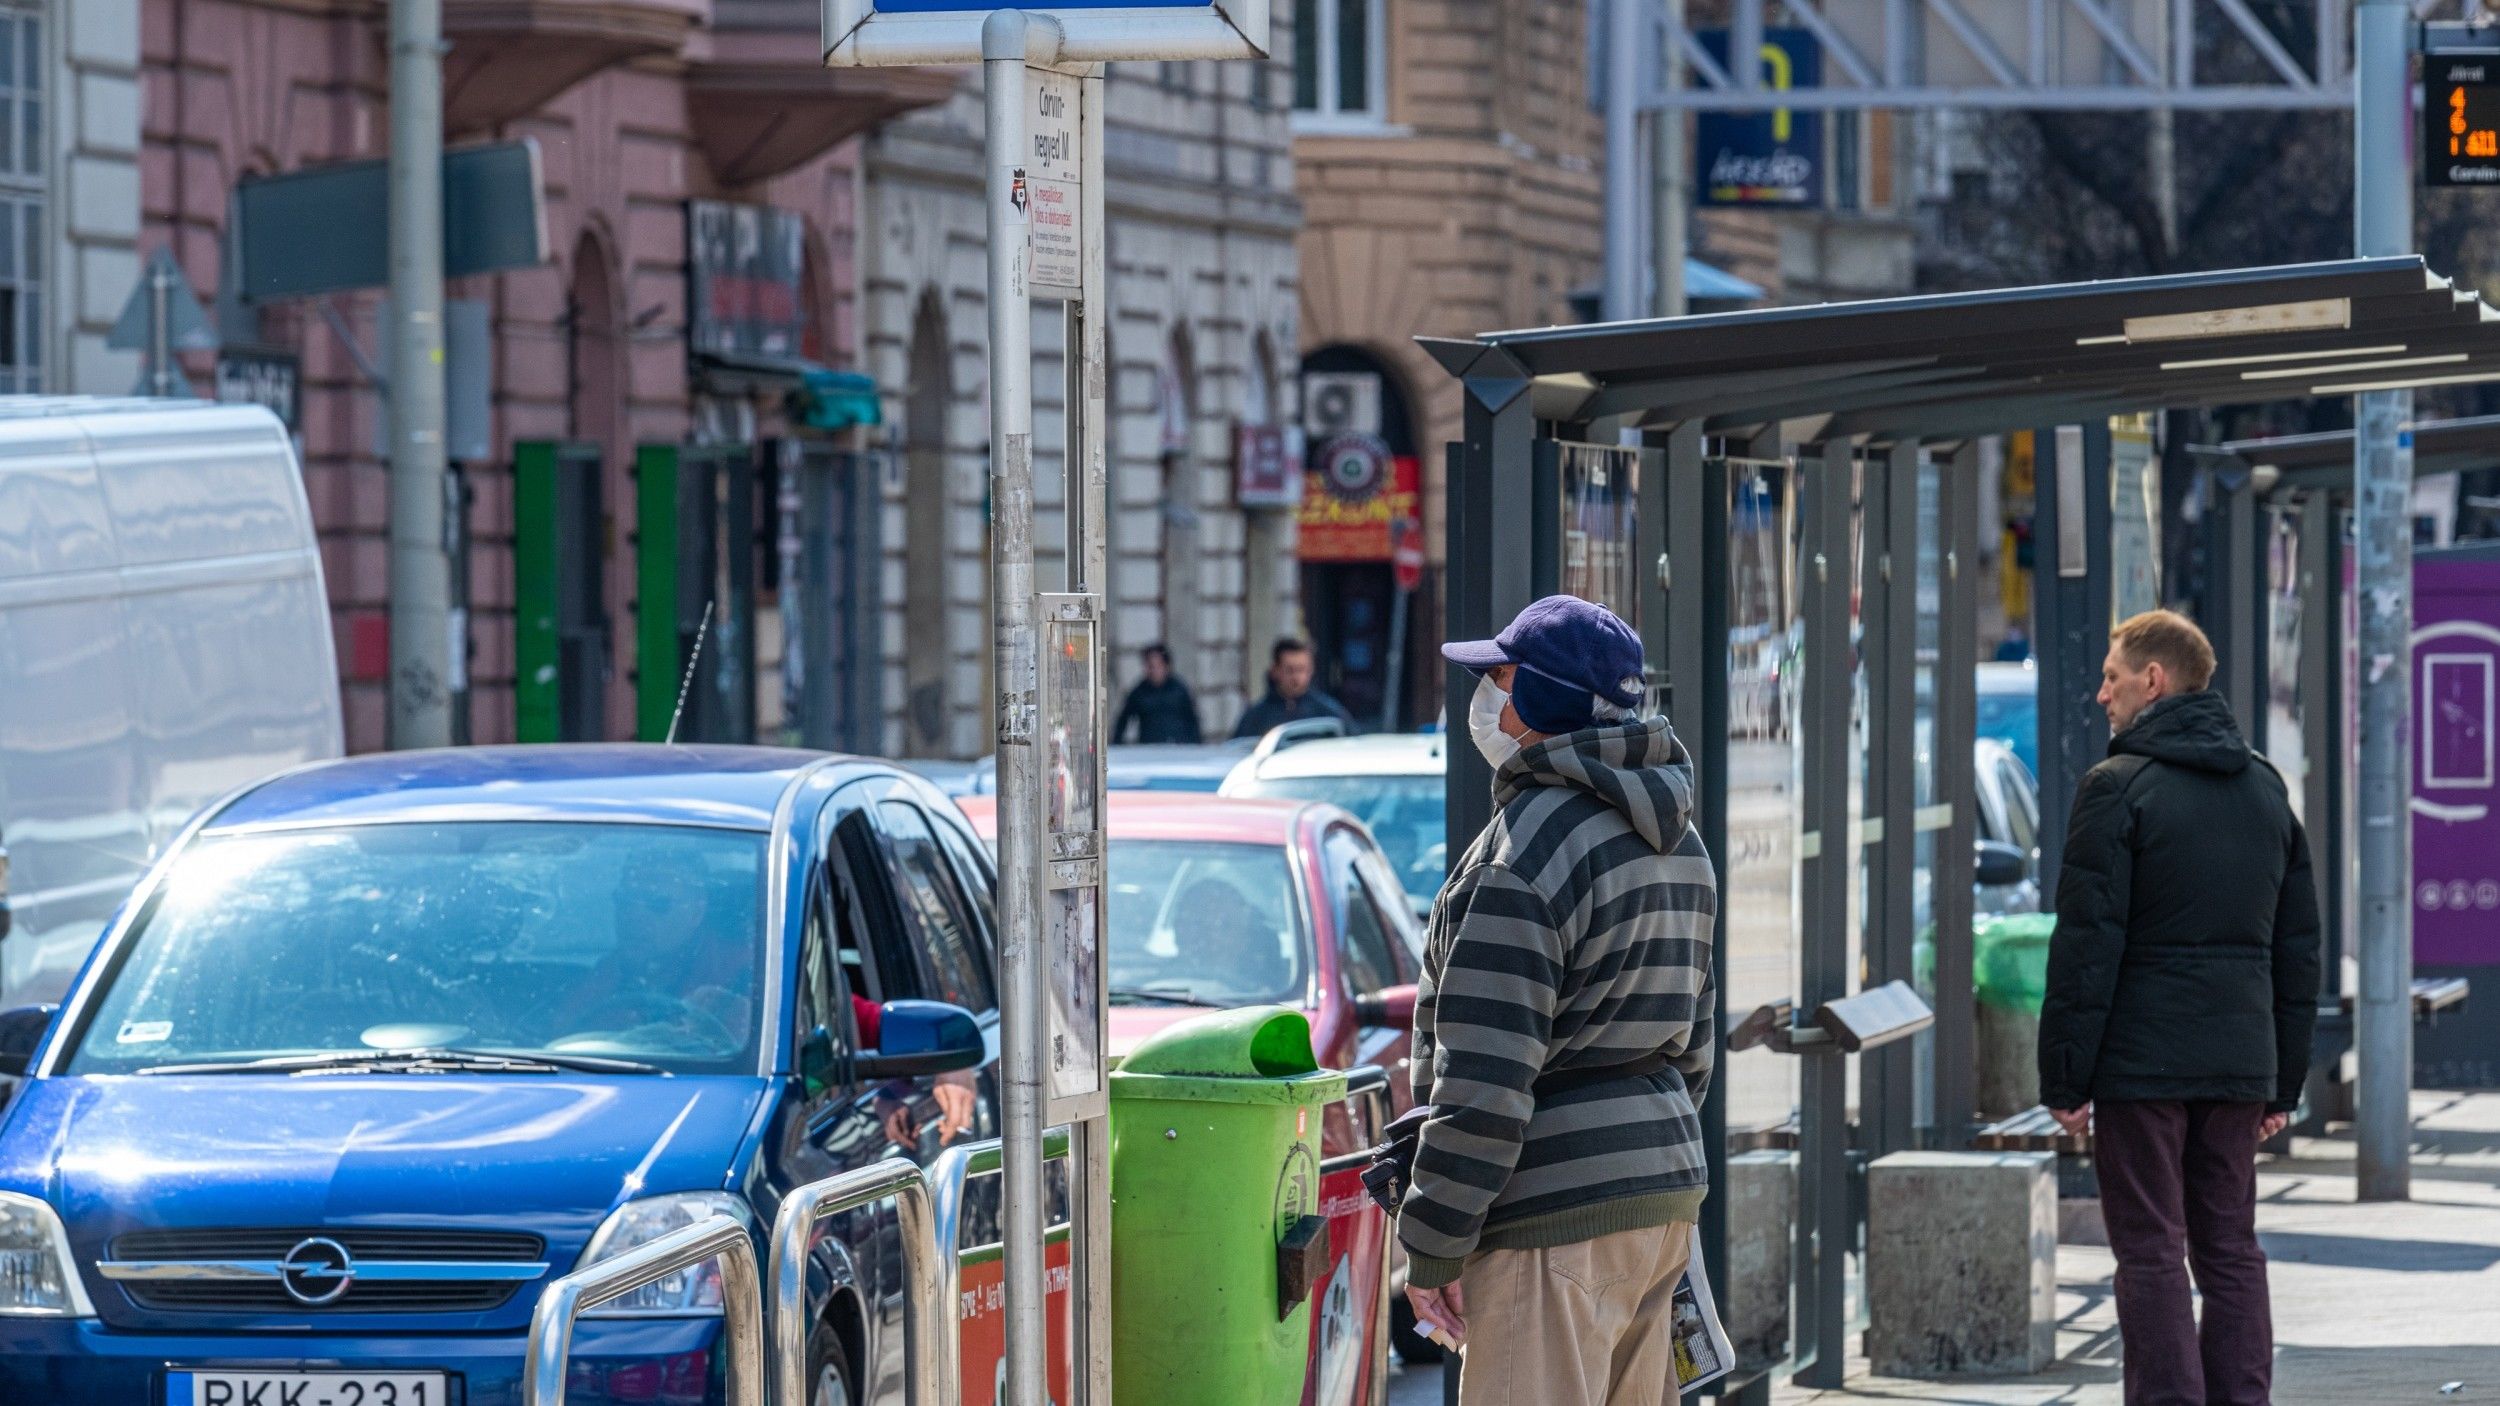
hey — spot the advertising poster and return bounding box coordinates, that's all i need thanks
[1296,434,1421,562]
[1693,29,1824,208]
[2413,553,2500,966]
[957,1235,1073,1406]
[1298,1165,1387,1406]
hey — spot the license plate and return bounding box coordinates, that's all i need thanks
[166,1371,448,1406]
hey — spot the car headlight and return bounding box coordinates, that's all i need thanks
[577,1193,753,1317]
[0,1192,95,1317]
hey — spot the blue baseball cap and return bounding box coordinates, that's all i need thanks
[1442,595,1645,735]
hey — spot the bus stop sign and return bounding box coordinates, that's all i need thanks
[824,0,1269,65]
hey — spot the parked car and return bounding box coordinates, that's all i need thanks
[959,790,1420,1377]
[0,745,1007,1406]
[1219,733,1447,920]
[0,400,342,1006]
[917,742,1257,798]
[958,793,1420,1086]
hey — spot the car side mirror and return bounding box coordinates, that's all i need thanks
[1976,840,2029,888]
[799,1025,840,1098]
[855,1000,986,1081]
[1355,984,1419,1029]
[0,1004,59,1079]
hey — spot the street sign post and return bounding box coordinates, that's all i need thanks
[826,7,1267,1405]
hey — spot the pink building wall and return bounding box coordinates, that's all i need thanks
[141,0,873,752]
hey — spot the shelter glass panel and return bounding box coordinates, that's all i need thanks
[1723,457,1801,1134]
[2267,504,2307,819]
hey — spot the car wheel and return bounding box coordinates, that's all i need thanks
[808,1322,858,1406]
[1388,1292,1443,1365]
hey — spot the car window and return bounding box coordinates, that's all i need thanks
[66,822,767,1076]
[1353,845,1425,979]
[1997,757,2037,854]
[1106,841,1307,1008]
[1324,827,1402,1000]
[833,806,918,1004]
[876,800,998,1012]
[1235,772,1448,907]
[930,813,1000,951]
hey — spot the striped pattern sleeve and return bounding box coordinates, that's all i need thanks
[1398,858,1563,1284]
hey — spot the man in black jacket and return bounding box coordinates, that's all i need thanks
[1230,637,1355,738]
[1112,644,1201,744]
[2040,609,2320,1406]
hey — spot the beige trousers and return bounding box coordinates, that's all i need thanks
[1455,1222,1695,1406]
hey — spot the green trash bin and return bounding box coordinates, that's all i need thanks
[1110,1006,1349,1406]
[1973,913,2056,1117]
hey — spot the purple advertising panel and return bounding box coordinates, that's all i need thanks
[2414,554,2500,967]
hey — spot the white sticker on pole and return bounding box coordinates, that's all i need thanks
[1029,68,1084,297]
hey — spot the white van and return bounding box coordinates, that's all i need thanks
[0,399,341,1003]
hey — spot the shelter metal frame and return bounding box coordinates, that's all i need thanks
[1433,259,2500,1396]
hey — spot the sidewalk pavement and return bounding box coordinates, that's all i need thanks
[1769,1089,2500,1405]
[1384,1090,2500,1406]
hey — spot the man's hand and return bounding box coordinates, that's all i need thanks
[2257,1111,2293,1143]
[932,1071,978,1145]
[2049,1104,2092,1137]
[1403,1280,1466,1350]
[874,1093,918,1149]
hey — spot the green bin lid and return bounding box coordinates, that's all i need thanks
[1109,1006,1348,1106]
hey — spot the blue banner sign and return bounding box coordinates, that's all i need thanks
[1694,29,1823,208]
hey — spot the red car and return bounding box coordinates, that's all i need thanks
[955,792,1424,1117]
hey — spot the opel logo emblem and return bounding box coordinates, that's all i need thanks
[279,1237,355,1306]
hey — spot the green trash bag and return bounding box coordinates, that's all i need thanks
[1973,913,2057,1014]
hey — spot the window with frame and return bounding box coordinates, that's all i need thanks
[0,7,44,394]
[1292,0,1385,125]
[877,800,999,1012]
[1324,828,1403,1001]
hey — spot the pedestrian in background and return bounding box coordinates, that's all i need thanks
[1230,636,1355,738]
[1399,595,1717,1406]
[1112,643,1201,744]
[2039,609,2320,1406]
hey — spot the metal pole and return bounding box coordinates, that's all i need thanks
[1652,0,1687,317]
[984,11,1056,1399]
[147,260,174,396]
[1794,437,1852,1390]
[1604,0,1647,321]
[387,0,453,750]
[2353,0,2414,1203]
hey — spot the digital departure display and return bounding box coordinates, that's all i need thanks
[2426,52,2500,187]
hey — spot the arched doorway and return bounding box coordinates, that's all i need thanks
[903,288,953,754]
[1297,344,1421,729]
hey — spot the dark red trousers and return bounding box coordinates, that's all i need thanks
[2094,1100,2274,1406]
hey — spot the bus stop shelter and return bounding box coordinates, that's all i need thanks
[2194,416,2500,1117]
[1423,257,2500,1395]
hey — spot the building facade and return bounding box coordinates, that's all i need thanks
[136,0,947,753]
[860,55,1302,758]
[19,0,144,397]
[1290,0,1604,729]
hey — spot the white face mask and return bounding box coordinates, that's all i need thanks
[1469,675,1520,769]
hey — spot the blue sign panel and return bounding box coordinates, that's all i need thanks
[1694,29,1824,209]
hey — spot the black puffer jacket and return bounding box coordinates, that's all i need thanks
[2038,690,2321,1113]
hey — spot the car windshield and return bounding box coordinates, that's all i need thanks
[1234,774,1446,906]
[1106,841,1307,1008]
[66,822,768,1077]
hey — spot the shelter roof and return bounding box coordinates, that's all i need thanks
[1423,258,2500,444]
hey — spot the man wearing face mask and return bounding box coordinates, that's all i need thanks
[1397,596,1718,1406]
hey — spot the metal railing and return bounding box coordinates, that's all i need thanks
[771,1157,955,1406]
[523,1214,764,1406]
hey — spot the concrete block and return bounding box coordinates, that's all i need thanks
[1726,1151,1793,1371]
[1867,1151,2057,1376]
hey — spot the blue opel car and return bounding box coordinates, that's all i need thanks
[0,746,1006,1406]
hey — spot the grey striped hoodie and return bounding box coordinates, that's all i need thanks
[1397,715,1718,1289]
